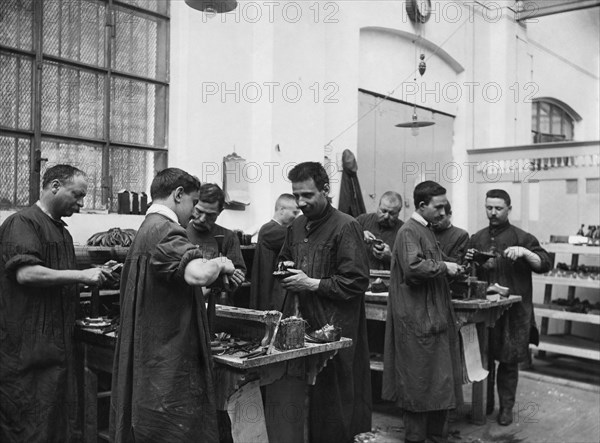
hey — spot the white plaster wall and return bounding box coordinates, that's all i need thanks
[525,9,600,141]
[167,0,600,234]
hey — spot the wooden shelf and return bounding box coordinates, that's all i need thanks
[534,306,600,325]
[533,275,600,289]
[531,335,600,360]
[542,243,600,256]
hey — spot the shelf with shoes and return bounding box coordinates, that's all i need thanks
[532,243,600,361]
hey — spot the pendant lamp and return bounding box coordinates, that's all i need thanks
[185,0,238,14]
[396,53,435,136]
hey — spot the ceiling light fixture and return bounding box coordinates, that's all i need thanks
[395,45,435,136]
[184,0,238,14]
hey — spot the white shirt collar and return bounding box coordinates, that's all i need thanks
[411,212,429,227]
[146,204,179,225]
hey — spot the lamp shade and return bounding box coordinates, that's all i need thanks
[185,0,238,14]
[395,112,435,128]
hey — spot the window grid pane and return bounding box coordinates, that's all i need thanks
[116,0,169,15]
[0,136,31,208]
[111,77,164,146]
[0,0,34,50]
[0,51,33,130]
[43,0,107,68]
[41,62,105,139]
[112,7,162,80]
[41,140,105,210]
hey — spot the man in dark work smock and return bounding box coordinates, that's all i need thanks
[382,181,464,443]
[186,183,247,295]
[466,189,551,426]
[279,162,372,443]
[0,165,108,442]
[249,193,299,310]
[432,202,469,263]
[110,168,234,443]
[356,191,404,270]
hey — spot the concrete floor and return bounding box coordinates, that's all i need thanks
[358,355,600,443]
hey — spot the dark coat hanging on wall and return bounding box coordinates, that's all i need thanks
[338,149,366,218]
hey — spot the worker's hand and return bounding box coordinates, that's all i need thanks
[503,246,529,261]
[364,230,377,243]
[372,242,391,260]
[445,262,463,277]
[79,268,108,286]
[229,268,246,287]
[464,248,475,261]
[281,268,320,292]
[212,257,235,274]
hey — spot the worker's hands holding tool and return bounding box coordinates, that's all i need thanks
[79,267,111,286]
[444,262,464,277]
[363,230,377,243]
[228,268,246,288]
[372,240,391,261]
[212,256,235,274]
[281,268,320,292]
[464,248,475,261]
[503,246,528,261]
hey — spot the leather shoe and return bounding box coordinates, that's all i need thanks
[497,408,513,426]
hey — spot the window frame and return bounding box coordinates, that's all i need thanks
[0,0,169,210]
[531,99,576,144]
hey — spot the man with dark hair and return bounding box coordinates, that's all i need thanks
[186,183,246,293]
[0,164,108,442]
[432,201,469,263]
[356,191,404,270]
[250,194,299,310]
[466,189,551,426]
[110,168,235,442]
[382,180,463,443]
[279,161,372,442]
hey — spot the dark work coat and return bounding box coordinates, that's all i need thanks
[0,205,80,443]
[250,219,286,310]
[435,224,469,263]
[382,217,463,412]
[356,212,404,270]
[186,223,246,284]
[338,149,366,218]
[279,204,372,443]
[467,222,551,363]
[110,213,218,443]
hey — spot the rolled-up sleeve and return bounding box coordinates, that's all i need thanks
[150,227,206,283]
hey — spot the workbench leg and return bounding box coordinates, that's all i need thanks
[83,366,98,443]
[471,324,490,425]
[264,376,306,443]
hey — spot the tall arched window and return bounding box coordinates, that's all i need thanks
[532,98,580,143]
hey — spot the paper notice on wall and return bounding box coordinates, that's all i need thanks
[223,152,251,207]
[460,323,489,383]
[227,380,269,443]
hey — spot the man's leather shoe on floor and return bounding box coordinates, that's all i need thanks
[497,408,513,426]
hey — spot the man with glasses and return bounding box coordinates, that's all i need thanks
[356,191,404,270]
[187,183,247,294]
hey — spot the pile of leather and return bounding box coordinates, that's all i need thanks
[87,228,137,247]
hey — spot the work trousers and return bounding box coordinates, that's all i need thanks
[497,362,519,410]
[403,409,449,443]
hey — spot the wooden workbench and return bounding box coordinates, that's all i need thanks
[75,328,351,442]
[364,292,522,424]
